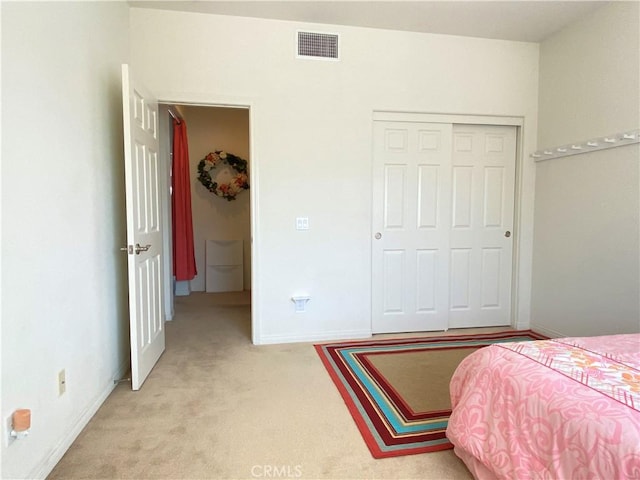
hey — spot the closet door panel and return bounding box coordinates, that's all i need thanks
[449,125,516,328]
[372,121,452,333]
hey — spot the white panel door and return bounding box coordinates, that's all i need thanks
[449,124,516,328]
[122,64,165,390]
[372,122,453,333]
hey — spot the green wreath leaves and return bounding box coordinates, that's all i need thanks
[197,151,249,201]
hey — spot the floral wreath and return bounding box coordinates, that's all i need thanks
[197,150,249,201]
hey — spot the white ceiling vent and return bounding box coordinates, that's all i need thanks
[297,31,339,60]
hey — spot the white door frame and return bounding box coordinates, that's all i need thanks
[157,93,261,344]
[158,104,175,321]
[372,111,525,329]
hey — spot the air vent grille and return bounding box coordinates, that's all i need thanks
[297,31,339,60]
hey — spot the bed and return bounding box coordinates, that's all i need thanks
[446,333,640,479]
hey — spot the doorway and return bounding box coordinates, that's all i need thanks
[159,103,253,337]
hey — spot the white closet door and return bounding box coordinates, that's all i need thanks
[372,121,453,333]
[372,121,517,333]
[448,124,516,328]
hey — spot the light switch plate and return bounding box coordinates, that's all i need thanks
[295,217,309,230]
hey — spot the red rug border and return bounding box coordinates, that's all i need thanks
[319,339,448,448]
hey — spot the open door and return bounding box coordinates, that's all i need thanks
[121,64,165,390]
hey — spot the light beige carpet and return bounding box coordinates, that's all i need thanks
[48,292,474,480]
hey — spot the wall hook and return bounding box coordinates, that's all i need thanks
[532,129,639,162]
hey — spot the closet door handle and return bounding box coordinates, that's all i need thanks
[505,231,511,238]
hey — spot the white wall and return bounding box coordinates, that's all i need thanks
[180,106,251,292]
[130,8,540,343]
[1,2,130,478]
[532,2,640,337]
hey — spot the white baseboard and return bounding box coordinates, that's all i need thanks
[529,324,565,338]
[256,329,372,345]
[30,361,129,479]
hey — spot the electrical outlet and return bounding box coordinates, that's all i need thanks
[6,416,15,447]
[58,369,66,396]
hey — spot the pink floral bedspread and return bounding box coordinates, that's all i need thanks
[446,334,640,479]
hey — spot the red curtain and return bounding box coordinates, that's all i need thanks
[171,118,197,281]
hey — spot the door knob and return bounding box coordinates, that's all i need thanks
[135,243,151,254]
[375,232,382,240]
[505,231,511,238]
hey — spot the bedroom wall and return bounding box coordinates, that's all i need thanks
[1,2,130,478]
[532,2,640,337]
[130,7,541,343]
[181,106,251,292]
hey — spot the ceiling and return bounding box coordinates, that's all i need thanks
[128,1,610,42]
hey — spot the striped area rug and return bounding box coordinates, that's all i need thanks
[315,330,545,458]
